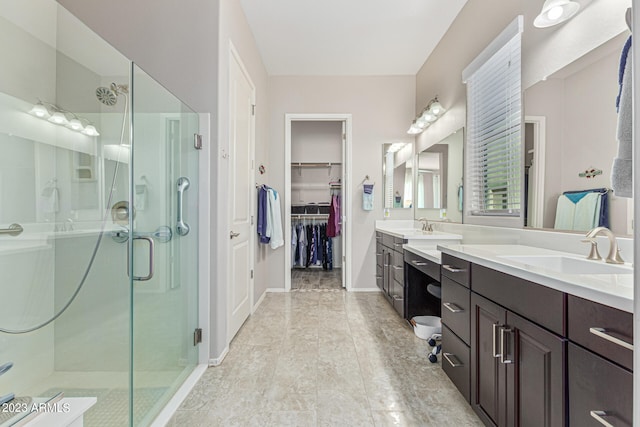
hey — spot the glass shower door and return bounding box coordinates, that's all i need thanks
[130,65,199,426]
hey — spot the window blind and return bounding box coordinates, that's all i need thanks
[464,17,523,218]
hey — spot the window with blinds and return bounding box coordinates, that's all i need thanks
[463,16,523,222]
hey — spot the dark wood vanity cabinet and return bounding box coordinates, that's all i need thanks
[439,253,634,427]
[375,231,405,317]
[470,293,566,427]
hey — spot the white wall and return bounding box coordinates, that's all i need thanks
[268,76,415,290]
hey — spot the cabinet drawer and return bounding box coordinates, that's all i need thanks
[375,231,383,243]
[472,264,565,336]
[376,264,383,280]
[376,243,383,267]
[382,233,395,249]
[404,250,440,279]
[392,251,404,284]
[442,325,470,403]
[441,277,470,345]
[568,295,633,371]
[441,253,470,287]
[392,237,405,252]
[569,343,632,427]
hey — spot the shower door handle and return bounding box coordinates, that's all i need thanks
[128,236,155,281]
[176,177,190,236]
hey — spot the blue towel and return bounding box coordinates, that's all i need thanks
[363,184,374,211]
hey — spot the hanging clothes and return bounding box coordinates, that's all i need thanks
[327,194,341,237]
[291,225,297,266]
[257,186,270,244]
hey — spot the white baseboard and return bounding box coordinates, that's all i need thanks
[266,288,286,293]
[253,290,267,312]
[150,364,207,427]
[209,346,229,366]
[348,287,382,292]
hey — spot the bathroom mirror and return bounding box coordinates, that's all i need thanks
[383,142,414,209]
[414,128,464,223]
[523,27,632,235]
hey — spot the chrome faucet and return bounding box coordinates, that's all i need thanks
[418,217,433,232]
[584,227,624,264]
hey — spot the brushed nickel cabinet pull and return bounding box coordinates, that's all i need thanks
[589,327,633,351]
[442,264,466,273]
[443,302,463,313]
[590,411,615,427]
[443,352,463,367]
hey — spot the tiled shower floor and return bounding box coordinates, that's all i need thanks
[169,291,482,426]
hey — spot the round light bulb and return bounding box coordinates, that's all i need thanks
[83,125,100,136]
[30,103,49,118]
[429,100,444,116]
[49,111,68,125]
[69,118,83,131]
[547,5,564,20]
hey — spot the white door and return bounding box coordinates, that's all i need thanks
[228,50,255,340]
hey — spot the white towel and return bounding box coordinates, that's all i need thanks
[40,186,59,213]
[266,188,284,249]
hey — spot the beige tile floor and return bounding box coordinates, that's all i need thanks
[291,269,342,290]
[168,291,483,426]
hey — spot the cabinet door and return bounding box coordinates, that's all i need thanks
[471,293,507,427]
[506,312,566,427]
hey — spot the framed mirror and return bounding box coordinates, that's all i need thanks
[383,142,414,209]
[523,16,632,236]
[414,128,464,223]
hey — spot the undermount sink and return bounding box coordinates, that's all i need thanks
[497,255,633,275]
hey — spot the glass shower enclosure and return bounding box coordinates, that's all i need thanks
[0,3,200,426]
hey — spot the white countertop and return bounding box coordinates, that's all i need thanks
[437,244,634,313]
[375,223,462,241]
[403,244,442,264]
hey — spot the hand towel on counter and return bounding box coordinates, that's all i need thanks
[362,184,374,211]
[611,36,632,198]
[266,188,284,249]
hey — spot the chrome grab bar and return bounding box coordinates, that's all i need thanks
[589,327,634,351]
[176,177,190,236]
[0,223,23,236]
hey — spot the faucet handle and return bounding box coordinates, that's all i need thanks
[581,239,602,261]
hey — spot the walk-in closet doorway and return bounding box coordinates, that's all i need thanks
[284,114,352,291]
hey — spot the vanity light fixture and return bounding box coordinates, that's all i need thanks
[407,96,446,135]
[533,0,580,28]
[28,100,99,136]
[387,142,407,153]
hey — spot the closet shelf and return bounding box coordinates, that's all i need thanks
[291,214,329,219]
[291,162,342,167]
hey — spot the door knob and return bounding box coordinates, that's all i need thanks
[230,231,240,239]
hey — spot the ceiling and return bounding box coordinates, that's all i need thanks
[239,0,468,76]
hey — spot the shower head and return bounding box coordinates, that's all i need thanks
[96,83,129,106]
